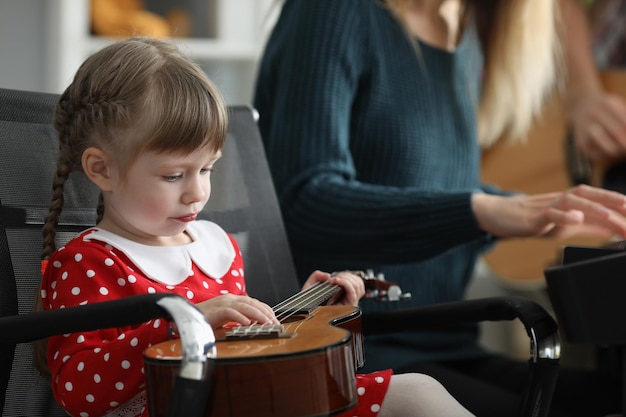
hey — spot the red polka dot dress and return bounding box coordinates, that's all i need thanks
[41,220,391,417]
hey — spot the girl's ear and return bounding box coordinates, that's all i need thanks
[82,147,113,191]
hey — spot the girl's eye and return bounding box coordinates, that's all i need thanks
[200,167,214,175]
[163,175,182,182]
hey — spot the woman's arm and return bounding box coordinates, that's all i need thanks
[255,0,487,263]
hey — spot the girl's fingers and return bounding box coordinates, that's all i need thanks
[330,272,365,305]
[199,295,278,327]
[301,270,332,291]
[241,298,278,324]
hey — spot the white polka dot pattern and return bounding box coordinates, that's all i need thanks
[42,227,391,417]
[42,229,247,417]
[340,370,392,417]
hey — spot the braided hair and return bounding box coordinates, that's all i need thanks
[35,37,228,380]
[42,37,227,261]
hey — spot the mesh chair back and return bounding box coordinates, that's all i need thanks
[0,88,299,416]
[202,106,300,304]
[0,89,87,416]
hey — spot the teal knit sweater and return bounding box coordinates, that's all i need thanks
[254,0,505,371]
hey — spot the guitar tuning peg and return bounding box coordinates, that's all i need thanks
[385,285,402,301]
[385,286,412,301]
[356,269,412,302]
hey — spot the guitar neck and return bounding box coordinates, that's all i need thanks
[273,271,410,318]
[274,281,343,315]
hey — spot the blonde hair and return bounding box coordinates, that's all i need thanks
[385,0,562,147]
[35,37,228,380]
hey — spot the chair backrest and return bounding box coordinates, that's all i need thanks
[0,88,300,416]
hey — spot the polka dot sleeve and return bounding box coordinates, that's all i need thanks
[42,242,171,417]
[41,229,247,417]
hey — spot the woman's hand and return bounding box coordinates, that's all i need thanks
[472,184,626,239]
[195,294,278,329]
[302,270,365,307]
[570,91,626,163]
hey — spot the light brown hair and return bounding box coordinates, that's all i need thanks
[35,36,228,380]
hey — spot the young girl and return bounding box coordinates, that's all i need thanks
[36,38,474,417]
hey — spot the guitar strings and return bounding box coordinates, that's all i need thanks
[273,282,337,322]
[272,281,328,313]
[272,281,342,323]
[233,281,342,331]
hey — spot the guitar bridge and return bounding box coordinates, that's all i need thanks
[225,324,287,340]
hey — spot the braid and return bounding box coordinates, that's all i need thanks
[36,90,86,383]
[40,35,229,269]
[41,91,81,262]
[77,97,123,131]
[35,123,74,382]
[42,90,121,262]
[37,62,145,381]
[36,37,229,383]
[41,152,72,261]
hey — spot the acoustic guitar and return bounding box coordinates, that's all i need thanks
[481,70,626,282]
[143,273,408,417]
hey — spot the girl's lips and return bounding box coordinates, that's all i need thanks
[176,214,197,222]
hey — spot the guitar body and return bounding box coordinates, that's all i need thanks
[144,305,362,417]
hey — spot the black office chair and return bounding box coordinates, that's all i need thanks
[0,89,219,417]
[0,87,560,417]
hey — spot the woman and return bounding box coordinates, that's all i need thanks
[254,0,623,415]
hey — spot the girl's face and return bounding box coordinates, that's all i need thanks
[99,144,221,246]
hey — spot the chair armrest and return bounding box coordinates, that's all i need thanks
[0,293,216,417]
[362,296,560,417]
[1,293,174,343]
[362,296,559,360]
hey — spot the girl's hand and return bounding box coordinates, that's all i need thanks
[472,184,626,239]
[195,294,278,329]
[302,270,365,307]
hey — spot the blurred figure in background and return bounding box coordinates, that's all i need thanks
[254,0,624,415]
[562,0,626,187]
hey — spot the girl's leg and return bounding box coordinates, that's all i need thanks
[378,373,475,417]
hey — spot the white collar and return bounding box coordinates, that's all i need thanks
[83,220,235,285]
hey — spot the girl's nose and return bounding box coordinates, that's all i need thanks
[182,176,208,204]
